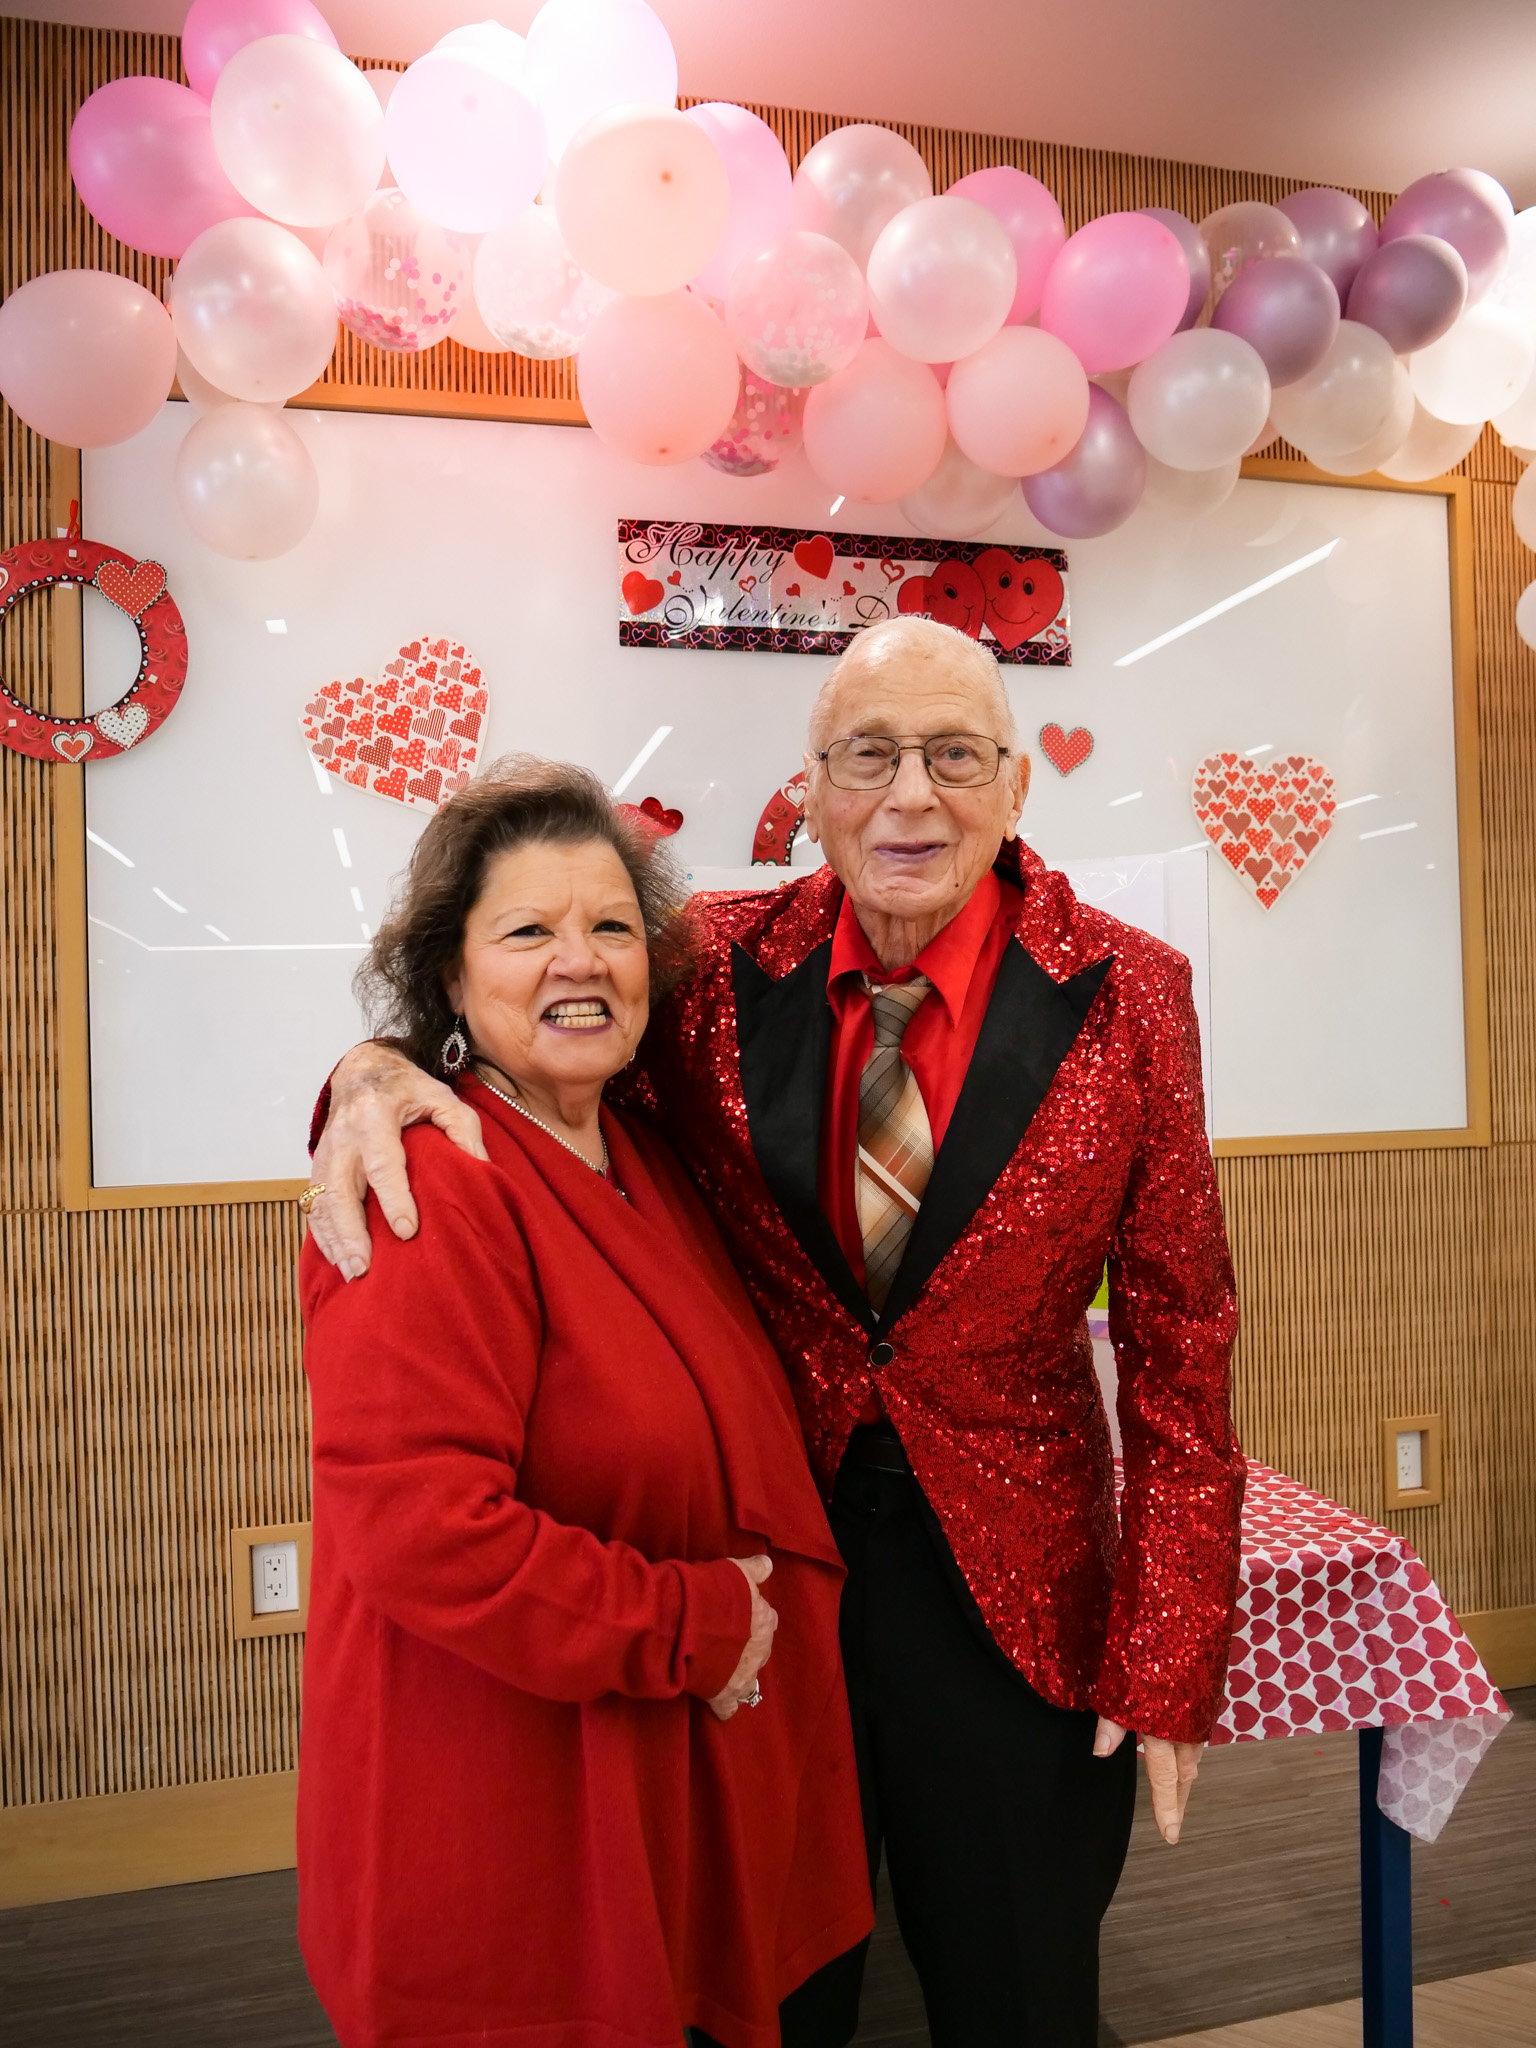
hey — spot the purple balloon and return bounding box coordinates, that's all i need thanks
[1139,206,1210,329]
[69,75,258,259]
[1211,255,1339,387]
[1346,234,1467,355]
[1022,385,1145,538]
[1278,187,1378,302]
[1380,169,1513,305]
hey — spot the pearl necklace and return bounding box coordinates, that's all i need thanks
[472,1065,622,1191]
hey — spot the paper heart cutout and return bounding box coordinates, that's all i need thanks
[1039,722,1093,775]
[52,728,93,760]
[619,794,684,836]
[95,703,149,749]
[301,636,486,811]
[621,569,664,615]
[1193,752,1334,910]
[94,557,166,619]
[793,535,835,581]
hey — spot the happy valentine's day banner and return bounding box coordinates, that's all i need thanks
[618,521,1071,663]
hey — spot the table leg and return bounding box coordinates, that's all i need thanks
[1359,1726,1413,2047]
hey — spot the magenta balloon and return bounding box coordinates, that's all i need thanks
[577,291,739,465]
[684,103,792,303]
[69,77,257,258]
[1346,235,1468,355]
[1211,256,1339,387]
[1278,187,1378,302]
[1380,169,1513,305]
[181,0,339,100]
[802,339,947,502]
[1039,212,1188,374]
[1138,207,1210,329]
[0,269,176,445]
[947,165,1065,323]
[1022,385,1145,538]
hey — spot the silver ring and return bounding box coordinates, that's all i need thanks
[742,1681,764,1707]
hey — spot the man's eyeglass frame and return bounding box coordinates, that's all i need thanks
[815,734,1012,791]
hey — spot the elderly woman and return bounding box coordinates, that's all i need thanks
[297,758,872,2048]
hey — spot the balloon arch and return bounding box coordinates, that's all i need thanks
[3,0,1535,640]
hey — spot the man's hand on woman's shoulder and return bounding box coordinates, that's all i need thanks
[308,1043,489,1280]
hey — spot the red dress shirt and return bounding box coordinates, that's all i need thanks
[819,866,1023,1285]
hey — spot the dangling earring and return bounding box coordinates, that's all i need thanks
[439,1015,470,1076]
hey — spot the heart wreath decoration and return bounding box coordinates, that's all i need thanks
[300,636,486,811]
[1192,751,1336,910]
[752,770,809,864]
[0,536,187,764]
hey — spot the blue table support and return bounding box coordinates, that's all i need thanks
[1359,1726,1414,2047]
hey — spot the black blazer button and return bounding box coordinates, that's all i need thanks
[869,1341,896,1368]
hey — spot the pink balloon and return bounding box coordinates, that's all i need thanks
[1022,385,1145,539]
[0,269,175,446]
[865,196,1016,364]
[802,339,947,501]
[1346,235,1467,355]
[1040,213,1189,374]
[946,324,1090,476]
[386,50,547,236]
[174,400,319,557]
[1279,187,1378,303]
[557,105,729,296]
[1380,169,1514,305]
[726,230,867,387]
[1138,207,1210,329]
[181,0,339,100]
[69,77,257,259]
[947,166,1065,323]
[577,291,739,464]
[172,217,338,403]
[684,103,792,303]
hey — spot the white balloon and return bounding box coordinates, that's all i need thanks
[1511,464,1536,548]
[171,217,338,403]
[1491,357,1536,447]
[1490,206,1536,328]
[1269,320,1400,460]
[901,436,1020,538]
[474,205,613,357]
[210,35,384,228]
[526,0,677,160]
[174,401,319,558]
[1141,452,1241,516]
[434,22,529,85]
[175,344,240,411]
[1378,401,1482,481]
[1307,356,1414,475]
[1411,302,1534,424]
[1517,576,1536,650]
[1126,329,1271,470]
[386,49,547,235]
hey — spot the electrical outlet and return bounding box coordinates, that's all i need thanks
[251,1539,300,1615]
[1382,1413,1442,1509]
[1395,1429,1424,1493]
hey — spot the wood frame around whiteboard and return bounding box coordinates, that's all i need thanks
[1213,457,1488,1159]
[51,428,1488,1210]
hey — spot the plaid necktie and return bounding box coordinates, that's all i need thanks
[856,975,934,1311]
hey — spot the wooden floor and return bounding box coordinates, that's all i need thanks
[1,1689,1531,2047]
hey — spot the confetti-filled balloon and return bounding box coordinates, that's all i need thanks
[474,206,613,359]
[701,365,806,476]
[1199,200,1302,308]
[323,188,470,352]
[726,230,868,387]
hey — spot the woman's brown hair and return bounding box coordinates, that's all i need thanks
[355,755,695,1073]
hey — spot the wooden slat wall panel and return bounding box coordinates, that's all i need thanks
[2,18,1533,1812]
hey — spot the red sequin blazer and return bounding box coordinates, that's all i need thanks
[629,841,1245,1743]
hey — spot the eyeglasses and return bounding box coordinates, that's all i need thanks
[817,733,1010,790]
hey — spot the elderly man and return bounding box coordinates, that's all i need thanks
[308,616,1244,2048]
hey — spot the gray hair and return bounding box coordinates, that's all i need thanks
[807,616,1018,752]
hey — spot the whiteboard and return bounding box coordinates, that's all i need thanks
[78,405,1468,1189]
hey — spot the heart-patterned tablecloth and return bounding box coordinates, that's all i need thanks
[301,636,486,811]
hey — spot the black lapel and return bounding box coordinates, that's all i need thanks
[731,941,876,1334]
[877,939,1114,1333]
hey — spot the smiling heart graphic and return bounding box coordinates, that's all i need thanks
[621,570,664,615]
[301,636,486,811]
[1038,723,1093,775]
[1193,752,1335,910]
[793,535,835,581]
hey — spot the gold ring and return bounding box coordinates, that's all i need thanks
[298,1183,327,1216]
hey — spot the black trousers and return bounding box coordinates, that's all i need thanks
[696,1450,1136,2048]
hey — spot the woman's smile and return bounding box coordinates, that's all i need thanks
[541,998,613,1031]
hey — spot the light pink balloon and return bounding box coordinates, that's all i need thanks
[865,196,1016,364]
[726,229,867,387]
[324,189,471,352]
[174,400,319,557]
[181,0,339,100]
[69,77,257,259]
[790,125,933,271]
[0,269,175,446]
[211,35,385,229]
[684,103,792,302]
[525,0,678,163]
[386,49,547,236]
[947,166,1065,323]
[577,291,739,464]
[557,104,729,296]
[172,217,338,403]
[1039,212,1189,374]
[900,435,1020,539]
[945,325,1090,477]
[802,339,947,502]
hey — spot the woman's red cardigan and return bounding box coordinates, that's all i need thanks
[297,1080,872,2048]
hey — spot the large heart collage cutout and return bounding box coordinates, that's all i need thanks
[1192,752,1335,911]
[300,636,485,811]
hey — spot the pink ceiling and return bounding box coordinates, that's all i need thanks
[10,0,1536,205]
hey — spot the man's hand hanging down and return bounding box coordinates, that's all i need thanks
[307,1043,489,1279]
[1093,1717,1203,1845]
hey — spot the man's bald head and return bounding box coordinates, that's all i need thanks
[808,617,1018,754]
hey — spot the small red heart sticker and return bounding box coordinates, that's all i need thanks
[783,582,801,596]
[841,579,856,596]
[1038,723,1093,775]
[619,795,683,836]
[667,570,682,585]
[793,535,835,580]
[621,570,664,615]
